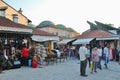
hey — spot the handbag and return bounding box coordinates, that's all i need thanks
[13,60,21,65]
[90,61,93,71]
[12,60,21,69]
[103,54,106,60]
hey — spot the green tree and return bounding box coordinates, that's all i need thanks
[105,23,114,27]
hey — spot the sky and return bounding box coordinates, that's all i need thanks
[4,0,120,34]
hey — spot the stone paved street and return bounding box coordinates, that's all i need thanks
[0,59,120,80]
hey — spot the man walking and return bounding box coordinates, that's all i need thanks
[103,44,110,69]
[79,44,88,77]
[97,45,102,70]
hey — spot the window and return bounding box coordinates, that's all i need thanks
[0,10,5,17]
[0,6,7,17]
[13,14,18,23]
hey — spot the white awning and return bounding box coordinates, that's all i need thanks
[58,39,75,45]
[31,35,59,42]
[96,36,119,40]
[0,26,32,33]
[73,38,94,45]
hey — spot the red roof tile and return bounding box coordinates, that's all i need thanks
[75,30,117,38]
[0,16,30,29]
[32,29,56,36]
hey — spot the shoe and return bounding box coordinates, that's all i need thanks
[104,64,108,69]
[90,71,93,74]
[99,67,102,70]
[94,71,97,73]
[81,74,88,77]
[98,66,102,70]
[105,65,108,69]
[83,75,88,77]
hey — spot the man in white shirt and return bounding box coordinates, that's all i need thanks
[79,44,88,77]
[97,46,102,70]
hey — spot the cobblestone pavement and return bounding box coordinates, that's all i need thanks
[0,59,120,80]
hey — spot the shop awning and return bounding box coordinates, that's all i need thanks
[96,36,119,40]
[31,35,59,42]
[0,26,32,33]
[58,38,76,45]
[73,38,95,45]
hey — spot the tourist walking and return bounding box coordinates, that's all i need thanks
[97,45,102,70]
[79,44,88,77]
[103,44,110,69]
[91,46,99,73]
[87,45,91,68]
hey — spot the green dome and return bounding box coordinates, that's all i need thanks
[37,20,55,28]
[28,23,36,28]
[67,27,74,32]
[56,24,66,29]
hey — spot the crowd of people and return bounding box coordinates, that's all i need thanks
[78,43,120,77]
[0,43,79,73]
[0,44,48,73]
[0,42,120,76]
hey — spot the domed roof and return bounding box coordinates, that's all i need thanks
[37,20,55,28]
[27,23,36,28]
[56,24,66,29]
[67,27,74,32]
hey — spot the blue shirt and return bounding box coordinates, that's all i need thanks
[87,49,90,57]
[104,47,109,57]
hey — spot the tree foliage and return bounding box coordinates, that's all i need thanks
[105,23,114,27]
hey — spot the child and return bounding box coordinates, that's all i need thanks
[32,55,38,68]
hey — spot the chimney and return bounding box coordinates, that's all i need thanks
[18,8,22,14]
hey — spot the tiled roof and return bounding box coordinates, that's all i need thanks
[32,29,56,36]
[0,16,30,29]
[75,30,117,38]
[0,17,57,36]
